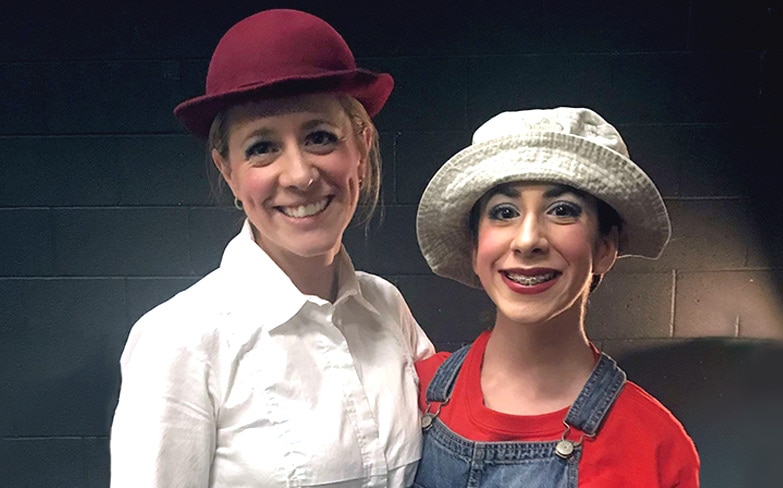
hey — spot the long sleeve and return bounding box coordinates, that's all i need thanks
[110,314,218,488]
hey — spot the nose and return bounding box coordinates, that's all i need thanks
[512,214,549,257]
[278,144,317,190]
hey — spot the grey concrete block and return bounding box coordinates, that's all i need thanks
[0,278,126,436]
[0,209,55,277]
[586,270,674,340]
[675,270,783,339]
[53,208,190,276]
[394,274,494,345]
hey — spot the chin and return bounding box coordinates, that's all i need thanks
[503,312,554,327]
[496,300,579,327]
[291,239,344,260]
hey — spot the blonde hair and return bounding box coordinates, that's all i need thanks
[335,94,382,225]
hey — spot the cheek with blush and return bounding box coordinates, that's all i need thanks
[471,225,509,278]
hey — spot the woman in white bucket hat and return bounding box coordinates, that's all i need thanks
[413,107,699,487]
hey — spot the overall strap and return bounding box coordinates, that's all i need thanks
[564,353,627,436]
[425,344,471,403]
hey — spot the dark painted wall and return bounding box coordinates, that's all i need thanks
[1,1,781,486]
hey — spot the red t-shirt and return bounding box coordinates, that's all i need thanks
[415,330,700,487]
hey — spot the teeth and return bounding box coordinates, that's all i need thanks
[280,198,329,218]
[505,271,557,286]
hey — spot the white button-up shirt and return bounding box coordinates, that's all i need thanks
[110,222,434,487]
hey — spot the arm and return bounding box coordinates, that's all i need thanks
[668,435,700,488]
[110,317,217,488]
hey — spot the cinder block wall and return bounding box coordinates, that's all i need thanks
[1,1,781,486]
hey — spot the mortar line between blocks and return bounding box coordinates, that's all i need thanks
[669,269,676,337]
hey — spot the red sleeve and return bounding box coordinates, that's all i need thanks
[663,431,700,488]
[414,352,451,412]
[580,381,700,487]
[625,384,700,488]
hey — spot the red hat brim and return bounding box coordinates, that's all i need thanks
[173,69,393,139]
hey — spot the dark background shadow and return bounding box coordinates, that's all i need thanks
[617,339,783,488]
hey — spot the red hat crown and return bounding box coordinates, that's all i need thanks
[206,10,356,94]
[174,9,393,139]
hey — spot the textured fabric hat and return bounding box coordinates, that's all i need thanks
[416,107,671,289]
[173,9,394,139]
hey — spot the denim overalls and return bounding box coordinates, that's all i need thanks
[413,345,626,488]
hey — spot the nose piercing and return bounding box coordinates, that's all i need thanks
[307,178,314,188]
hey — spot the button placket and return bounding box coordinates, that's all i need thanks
[326,304,388,483]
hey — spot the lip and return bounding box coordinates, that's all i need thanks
[500,268,561,295]
[275,196,332,219]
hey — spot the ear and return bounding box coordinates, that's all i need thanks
[211,148,236,193]
[592,226,619,275]
[471,242,480,277]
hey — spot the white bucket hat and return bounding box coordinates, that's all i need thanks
[416,107,671,289]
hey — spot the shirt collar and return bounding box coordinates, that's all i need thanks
[332,246,381,317]
[219,220,379,330]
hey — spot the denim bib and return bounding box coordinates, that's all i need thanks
[413,345,626,488]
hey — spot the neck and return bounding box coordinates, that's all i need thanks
[489,302,592,364]
[283,255,340,302]
[480,299,596,415]
[251,227,341,302]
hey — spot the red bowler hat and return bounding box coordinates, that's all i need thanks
[173,9,394,139]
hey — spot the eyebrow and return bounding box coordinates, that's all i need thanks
[243,127,275,140]
[256,118,338,135]
[487,183,577,200]
[487,183,520,199]
[543,185,578,199]
[241,118,339,142]
[300,118,339,131]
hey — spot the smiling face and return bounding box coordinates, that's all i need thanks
[471,183,618,327]
[212,93,370,271]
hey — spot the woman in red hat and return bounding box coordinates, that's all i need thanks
[110,9,433,488]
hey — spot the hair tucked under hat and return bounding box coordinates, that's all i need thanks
[173,9,394,139]
[416,107,671,289]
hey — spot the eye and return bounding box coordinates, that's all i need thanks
[244,140,276,159]
[306,130,339,147]
[548,201,582,219]
[488,204,519,221]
